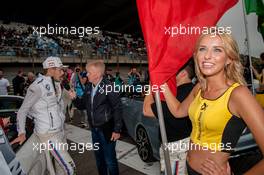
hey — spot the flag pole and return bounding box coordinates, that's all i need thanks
[242,0,255,94]
[154,91,172,175]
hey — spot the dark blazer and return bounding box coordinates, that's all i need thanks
[73,78,122,135]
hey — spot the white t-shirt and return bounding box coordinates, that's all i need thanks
[0,78,10,95]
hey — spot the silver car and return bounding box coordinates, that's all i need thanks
[121,97,262,174]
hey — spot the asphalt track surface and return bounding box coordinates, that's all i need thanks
[66,109,154,175]
[66,108,263,175]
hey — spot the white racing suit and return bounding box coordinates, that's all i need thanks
[160,137,190,175]
[17,75,76,175]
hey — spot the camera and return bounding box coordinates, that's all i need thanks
[76,68,80,72]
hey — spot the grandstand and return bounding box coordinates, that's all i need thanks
[0,21,148,65]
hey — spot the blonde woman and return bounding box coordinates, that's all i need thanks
[162,31,264,174]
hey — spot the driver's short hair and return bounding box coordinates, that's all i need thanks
[43,69,48,75]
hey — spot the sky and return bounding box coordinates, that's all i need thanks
[218,0,264,58]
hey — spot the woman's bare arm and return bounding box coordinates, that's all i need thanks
[143,93,155,117]
[252,66,261,80]
[229,86,264,175]
[162,83,200,118]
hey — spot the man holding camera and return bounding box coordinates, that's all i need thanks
[69,65,88,127]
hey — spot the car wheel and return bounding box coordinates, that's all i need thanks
[135,125,155,162]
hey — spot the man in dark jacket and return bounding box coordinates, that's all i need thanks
[12,70,25,96]
[69,60,122,175]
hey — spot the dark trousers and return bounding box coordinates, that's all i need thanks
[91,128,119,175]
[186,161,201,175]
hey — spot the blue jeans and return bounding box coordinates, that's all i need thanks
[91,128,119,175]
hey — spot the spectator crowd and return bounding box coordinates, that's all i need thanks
[0,22,147,60]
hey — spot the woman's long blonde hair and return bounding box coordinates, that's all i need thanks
[193,31,246,90]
